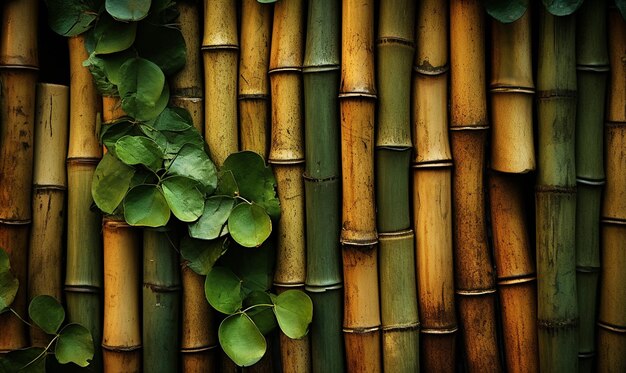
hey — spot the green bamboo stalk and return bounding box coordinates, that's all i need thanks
[143,229,180,373]
[575,1,608,370]
[597,6,626,372]
[536,8,578,372]
[375,1,419,371]
[303,1,344,372]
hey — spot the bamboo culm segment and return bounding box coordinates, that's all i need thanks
[239,0,272,157]
[0,0,38,69]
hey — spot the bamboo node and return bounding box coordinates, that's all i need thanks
[490,86,535,94]
[576,265,601,273]
[381,322,420,332]
[378,229,413,239]
[274,282,306,288]
[201,44,239,51]
[377,37,415,48]
[101,344,142,352]
[605,121,626,128]
[268,66,303,74]
[0,64,39,71]
[180,344,219,353]
[237,94,269,101]
[343,326,380,334]
[420,326,458,335]
[413,63,449,76]
[455,289,497,296]
[304,284,343,293]
[497,275,536,286]
[338,92,377,100]
[577,177,606,186]
[66,157,100,165]
[449,125,489,131]
[64,285,100,293]
[0,219,31,225]
[340,238,378,247]
[412,160,453,169]
[597,321,626,334]
[578,351,595,358]
[33,184,66,191]
[576,64,610,72]
[302,64,340,74]
[600,217,626,225]
[537,318,578,330]
[302,174,339,183]
[268,158,305,165]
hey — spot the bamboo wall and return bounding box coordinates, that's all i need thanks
[1,1,625,372]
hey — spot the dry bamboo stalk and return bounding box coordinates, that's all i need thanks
[450,0,501,370]
[490,9,535,173]
[597,9,626,371]
[411,0,457,371]
[102,219,141,373]
[489,172,538,373]
[28,83,69,346]
[202,0,238,166]
[0,0,38,69]
[239,0,272,157]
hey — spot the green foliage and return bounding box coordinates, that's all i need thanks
[105,0,151,21]
[617,0,626,20]
[46,0,102,36]
[55,324,95,367]
[0,249,19,312]
[29,296,65,335]
[483,0,528,23]
[228,203,272,248]
[542,0,584,15]
[219,314,267,367]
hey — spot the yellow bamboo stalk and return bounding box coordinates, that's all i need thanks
[0,0,38,69]
[239,0,272,157]
[202,0,238,166]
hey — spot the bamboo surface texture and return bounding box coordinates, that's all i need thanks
[28,83,69,346]
[450,1,501,371]
[597,7,626,372]
[303,1,344,372]
[575,1,608,371]
[412,0,457,371]
[239,0,272,157]
[202,0,238,166]
[536,9,579,372]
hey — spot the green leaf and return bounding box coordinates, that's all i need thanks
[55,324,95,367]
[219,314,267,367]
[0,347,46,373]
[92,14,137,54]
[153,107,193,132]
[617,0,626,20]
[161,127,205,156]
[188,196,235,240]
[244,292,277,335]
[228,203,272,248]
[118,57,167,121]
[161,176,205,222]
[273,290,313,339]
[135,22,187,75]
[105,0,151,21]
[205,267,243,314]
[542,0,584,15]
[0,249,9,272]
[222,151,280,220]
[220,243,274,295]
[123,185,170,227]
[0,249,18,312]
[100,119,139,151]
[216,170,239,197]
[167,145,218,193]
[83,50,135,96]
[115,135,164,171]
[28,295,65,335]
[92,153,135,214]
[47,0,101,37]
[180,236,228,275]
[484,0,528,23]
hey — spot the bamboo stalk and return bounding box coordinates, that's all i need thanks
[340,1,381,371]
[488,172,538,373]
[102,219,141,373]
[303,1,344,372]
[143,229,180,373]
[575,1,608,370]
[0,0,39,69]
[268,1,310,371]
[202,0,238,166]
[28,83,69,346]
[239,0,272,157]
[375,1,419,371]
[597,7,626,372]
[449,1,501,370]
[411,1,457,371]
[536,8,578,372]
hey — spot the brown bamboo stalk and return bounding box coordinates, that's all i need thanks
[597,8,626,371]
[340,0,381,371]
[239,0,272,157]
[28,83,69,346]
[0,0,38,69]
[450,0,501,370]
[202,0,238,166]
[489,172,538,373]
[102,219,142,373]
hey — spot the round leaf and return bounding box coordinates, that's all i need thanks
[205,267,243,314]
[123,185,170,227]
[167,145,218,193]
[115,135,164,171]
[47,0,100,36]
[228,203,272,248]
[135,22,187,75]
[55,324,95,367]
[219,314,267,367]
[244,292,277,335]
[222,151,280,220]
[153,107,193,132]
[542,0,584,16]
[161,127,205,156]
[220,243,275,294]
[0,347,46,372]
[272,290,313,339]
[188,196,235,240]
[484,0,528,23]
[0,271,19,312]
[180,236,228,275]
[105,0,151,21]
[91,14,137,54]
[92,153,136,214]
[28,295,65,335]
[216,170,239,197]
[161,176,205,222]
[118,57,167,121]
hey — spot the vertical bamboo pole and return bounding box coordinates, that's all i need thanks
[202,0,238,166]
[575,1,608,370]
[376,1,419,371]
[143,229,180,373]
[303,1,344,372]
[340,0,381,371]
[412,1,457,370]
[28,83,69,346]
[269,1,309,371]
[536,8,578,372]
[0,0,38,353]
[450,1,501,370]
[65,34,103,371]
[597,6,626,372]
[239,0,272,157]
[102,219,142,373]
